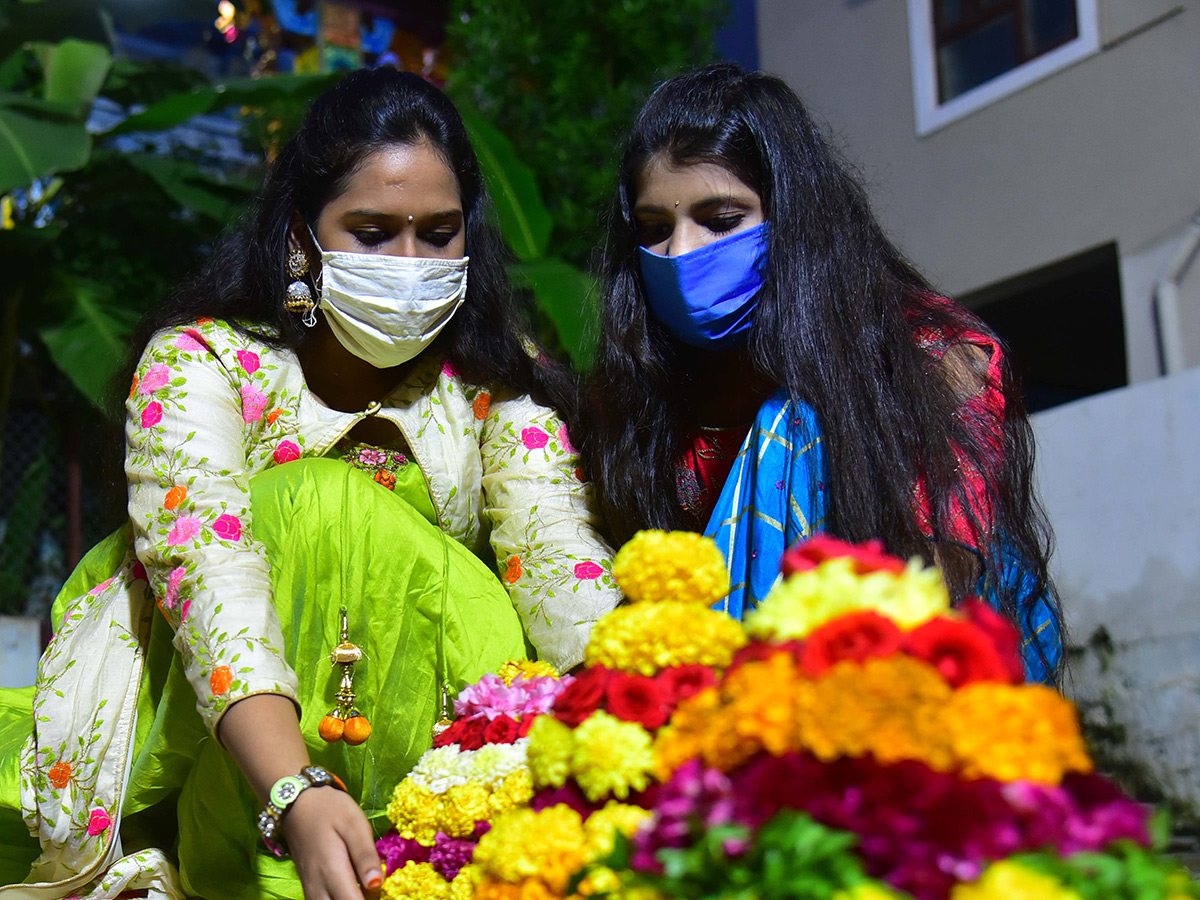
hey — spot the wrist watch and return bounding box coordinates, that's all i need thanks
[257,764,346,857]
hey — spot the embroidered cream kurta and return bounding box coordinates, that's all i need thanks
[5,319,619,900]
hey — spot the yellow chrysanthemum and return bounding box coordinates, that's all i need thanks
[473,805,588,891]
[386,780,440,845]
[747,556,949,640]
[944,683,1093,783]
[498,659,560,685]
[584,601,747,676]
[570,711,656,802]
[440,781,495,837]
[447,865,476,900]
[576,866,623,896]
[583,801,654,861]
[488,768,535,817]
[527,714,575,789]
[380,862,448,900]
[950,861,1084,900]
[612,530,730,605]
[833,885,905,900]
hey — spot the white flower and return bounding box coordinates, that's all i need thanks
[406,744,470,793]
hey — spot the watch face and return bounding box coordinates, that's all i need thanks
[269,775,308,810]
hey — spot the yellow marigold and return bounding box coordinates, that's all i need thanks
[576,866,623,896]
[583,602,746,676]
[498,659,560,685]
[473,805,588,891]
[447,865,476,900]
[527,714,575,790]
[440,781,494,837]
[611,530,730,605]
[571,711,656,802]
[386,781,440,845]
[488,768,535,817]
[950,861,1083,900]
[653,685,722,778]
[583,801,653,861]
[381,862,448,900]
[747,556,948,641]
[944,683,1093,783]
[834,885,906,900]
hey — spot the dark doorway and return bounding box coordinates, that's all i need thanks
[960,243,1127,413]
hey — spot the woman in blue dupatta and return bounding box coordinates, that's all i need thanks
[576,64,1062,684]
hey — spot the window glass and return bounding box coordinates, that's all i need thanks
[938,14,1019,101]
[1025,0,1079,55]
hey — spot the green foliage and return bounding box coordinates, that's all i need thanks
[0,452,50,614]
[1013,844,1200,899]
[446,0,727,269]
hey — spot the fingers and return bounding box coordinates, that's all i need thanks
[288,789,381,900]
[338,802,384,899]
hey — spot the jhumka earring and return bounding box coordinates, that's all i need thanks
[318,607,372,746]
[284,247,317,327]
[431,683,453,740]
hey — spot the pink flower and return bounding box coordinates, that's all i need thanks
[455,673,571,720]
[236,349,261,374]
[167,516,202,546]
[139,363,170,395]
[212,514,243,542]
[441,359,456,378]
[574,561,603,580]
[521,427,550,450]
[88,577,116,597]
[240,385,267,423]
[163,566,186,609]
[180,600,191,621]
[87,808,110,836]
[174,332,203,352]
[273,440,301,464]
[558,423,576,455]
[140,402,163,429]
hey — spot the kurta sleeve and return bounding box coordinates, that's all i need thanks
[124,323,299,736]
[479,391,621,671]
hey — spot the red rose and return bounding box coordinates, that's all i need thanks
[553,667,611,727]
[605,672,669,730]
[456,715,489,751]
[800,610,904,676]
[781,535,906,577]
[656,665,717,705]
[517,714,538,738]
[433,717,467,748]
[726,640,804,678]
[961,597,1024,682]
[903,617,1010,688]
[483,714,522,744]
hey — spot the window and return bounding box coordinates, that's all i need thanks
[908,0,1099,134]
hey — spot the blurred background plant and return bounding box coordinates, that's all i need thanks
[0,0,735,617]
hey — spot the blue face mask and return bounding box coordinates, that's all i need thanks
[638,222,769,349]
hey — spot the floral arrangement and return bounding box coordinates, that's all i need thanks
[379,531,1199,900]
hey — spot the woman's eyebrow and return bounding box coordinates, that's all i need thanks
[342,208,463,219]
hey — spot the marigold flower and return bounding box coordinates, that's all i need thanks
[583,801,653,861]
[446,865,476,900]
[570,711,656,802]
[380,862,448,900]
[527,714,575,790]
[584,602,746,676]
[209,665,233,696]
[472,805,588,889]
[47,761,72,789]
[611,530,730,605]
[497,659,560,686]
[949,861,1084,900]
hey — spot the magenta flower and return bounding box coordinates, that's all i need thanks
[441,359,456,378]
[139,363,171,395]
[558,423,576,454]
[273,440,301,464]
[212,514,243,542]
[130,561,148,582]
[87,808,110,836]
[240,385,267,423]
[521,427,550,450]
[455,673,570,719]
[87,577,116,597]
[174,332,203,352]
[140,401,163,429]
[168,516,202,546]
[163,566,186,609]
[375,830,430,872]
[574,561,603,580]
[236,349,261,374]
[180,600,191,621]
[430,832,477,881]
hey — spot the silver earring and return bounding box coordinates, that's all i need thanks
[284,248,317,327]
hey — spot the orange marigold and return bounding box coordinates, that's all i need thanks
[47,761,72,789]
[505,556,522,584]
[210,665,234,696]
[474,392,492,420]
[944,683,1092,784]
[163,485,187,510]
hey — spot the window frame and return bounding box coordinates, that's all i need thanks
[907,0,1100,136]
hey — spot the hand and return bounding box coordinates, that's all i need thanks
[285,786,383,900]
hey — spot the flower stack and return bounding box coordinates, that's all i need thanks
[375,660,565,900]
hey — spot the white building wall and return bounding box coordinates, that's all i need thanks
[757,0,1200,382]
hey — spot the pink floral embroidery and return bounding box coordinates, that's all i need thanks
[163,566,186,608]
[213,514,243,542]
[358,447,387,466]
[87,808,110,836]
[521,427,550,450]
[574,561,603,580]
[168,516,202,546]
[141,402,163,429]
[139,363,170,395]
[236,349,261,374]
[441,359,456,378]
[240,384,267,423]
[87,577,116,596]
[180,599,191,622]
[274,440,301,464]
[558,423,576,455]
[174,332,203,352]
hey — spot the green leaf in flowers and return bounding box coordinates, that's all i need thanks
[510,257,598,369]
[37,274,139,412]
[0,92,89,193]
[32,39,111,113]
[457,107,551,262]
[103,72,342,137]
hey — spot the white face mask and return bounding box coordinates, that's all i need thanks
[311,236,470,369]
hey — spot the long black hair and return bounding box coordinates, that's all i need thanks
[577,64,1061,678]
[129,67,573,415]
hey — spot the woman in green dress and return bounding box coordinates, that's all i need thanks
[0,68,620,900]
